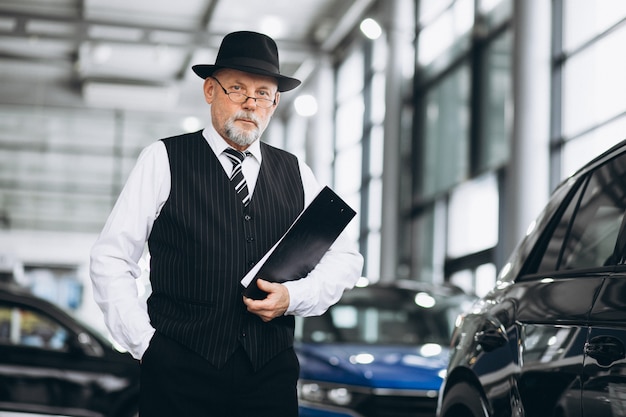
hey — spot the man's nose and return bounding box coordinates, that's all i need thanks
[242,96,258,108]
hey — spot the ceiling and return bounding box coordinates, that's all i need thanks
[0,0,377,234]
[0,0,378,111]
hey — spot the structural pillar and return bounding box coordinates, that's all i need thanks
[501,0,552,264]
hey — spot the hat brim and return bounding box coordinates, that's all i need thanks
[192,64,301,92]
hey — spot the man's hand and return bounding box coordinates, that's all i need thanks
[243,279,290,322]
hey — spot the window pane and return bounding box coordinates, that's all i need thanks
[372,34,388,72]
[343,192,361,243]
[418,0,474,66]
[419,0,454,25]
[478,0,504,14]
[421,64,471,196]
[479,0,512,29]
[336,48,364,103]
[412,207,437,282]
[447,173,499,258]
[370,72,386,125]
[562,115,626,179]
[562,23,626,139]
[563,0,626,53]
[452,263,500,298]
[369,125,384,177]
[335,95,364,150]
[367,177,382,230]
[449,269,473,294]
[334,144,362,194]
[476,263,496,297]
[366,231,381,280]
[479,30,513,171]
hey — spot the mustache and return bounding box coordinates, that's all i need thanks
[232,111,261,127]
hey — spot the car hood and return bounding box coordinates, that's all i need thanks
[295,342,449,391]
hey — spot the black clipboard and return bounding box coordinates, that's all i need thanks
[241,186,356,299]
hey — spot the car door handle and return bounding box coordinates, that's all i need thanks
[475,326,507,352]
[584,336,625,366]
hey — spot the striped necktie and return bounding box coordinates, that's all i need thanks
[223,147,251,207]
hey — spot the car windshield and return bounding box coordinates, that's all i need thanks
[296,286,473,346]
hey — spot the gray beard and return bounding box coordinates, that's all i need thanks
[225,126,259,147]
[224,112,264,147]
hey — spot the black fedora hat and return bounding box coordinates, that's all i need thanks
[192,31,301,92]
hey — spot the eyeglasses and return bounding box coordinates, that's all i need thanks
[210,76,276,109]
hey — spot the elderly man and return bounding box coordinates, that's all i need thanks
[90,31,363,417]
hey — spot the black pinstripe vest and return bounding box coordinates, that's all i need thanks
[147,131,304,370]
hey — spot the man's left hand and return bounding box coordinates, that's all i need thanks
[243,279,290,322]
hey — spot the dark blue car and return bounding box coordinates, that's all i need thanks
[294,280,476,417]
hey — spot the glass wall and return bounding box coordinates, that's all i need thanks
[557,0,626,180]
[406,0,626,296]
[411,0,513,295]
[334,44,365,259]
[333,29,388,281]
[420,64,471,197]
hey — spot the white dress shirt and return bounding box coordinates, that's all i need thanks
[90,125,363,360]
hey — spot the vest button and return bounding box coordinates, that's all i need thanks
[244,214,251,221]
[247,236,254,242]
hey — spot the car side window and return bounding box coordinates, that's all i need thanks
[535,182,586,273]
[0,303,69,352]
[536,153,626,273]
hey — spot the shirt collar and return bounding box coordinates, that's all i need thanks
[202,124,262,162]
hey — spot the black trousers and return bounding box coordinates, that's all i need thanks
[139,332,299,417]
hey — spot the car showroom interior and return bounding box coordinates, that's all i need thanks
[1,0,626,416]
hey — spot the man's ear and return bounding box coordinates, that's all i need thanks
[203,78,215,104]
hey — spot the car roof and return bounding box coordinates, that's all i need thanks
[0,281,38,300]
[355,279,468,296]
[0,281,96,338]
[338,280,473,307]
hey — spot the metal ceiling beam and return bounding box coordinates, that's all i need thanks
[0,9,316,56]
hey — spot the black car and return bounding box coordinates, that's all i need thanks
[437,139,626,417]
[295,280,476,417]
[0,282,139,417]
